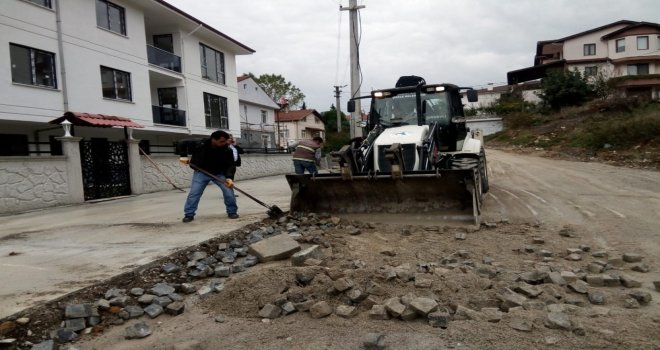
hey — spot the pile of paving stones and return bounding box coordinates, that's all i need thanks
[2,214,658,349]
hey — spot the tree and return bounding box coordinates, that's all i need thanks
[247,73,306,108]
[320,105,350,152]
[538,69,594,110]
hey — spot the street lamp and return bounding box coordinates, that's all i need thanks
[61,119,72,137]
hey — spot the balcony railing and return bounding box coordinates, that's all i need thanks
[152,105,186,127]
[147,45,181,73]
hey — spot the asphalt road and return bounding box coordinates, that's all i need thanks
[1,149,658,319]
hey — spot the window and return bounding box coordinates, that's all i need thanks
[261,110,267,124]
[583,43,596,56]
[627,63,649,75]
[25,0,52,8]
[203,92,228,129]
[100,66,131,100]
[301,130,309,138]
[637,36,649,50]
[0,134,29,156]
[153,34,173,53]
[200,44,225,84]
[96,0,126,35]
[10,44,57,88]
[616,38,625,53]
[584,66,598,77]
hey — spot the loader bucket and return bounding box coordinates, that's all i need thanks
[285,169,481,225]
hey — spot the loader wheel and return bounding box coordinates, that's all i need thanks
[479,148,489,193]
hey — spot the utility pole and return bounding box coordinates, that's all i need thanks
[341,0,365,139]
[333,85,344,132]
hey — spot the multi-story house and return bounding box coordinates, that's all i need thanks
[275,109,325,149]
[0,0,258,208]
[507,20,660,99]
[1,0,254,155]
[236,75,279,149]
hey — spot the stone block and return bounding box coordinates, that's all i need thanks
[427,311,450,328]
[586,275,605,287]
[65,304,94,319]
[414,274,433,288]
[310,301,333,318]
[281,302,297,315]
[409,297,438,316]
[368,305,390,320]
[622,253,643,263]
[620,274,641,288]
[333,277,354,292]
[125,322,152,339]
[560,271,578,283]
[400,306,418,321]
[152,296,173,307]
[259,304,281,319]
[180,283,197,294]
[138,294,156,305]
[587,291,606,305]
[248,234,301,262]
[294,300,315,312]
[162,263,180,274]
[363,333,385,350]
[384,297,406,318]
[603,274,620,287]
[64,318,86,332]
[628,290,652,305]
[513,283,543,298]
[497,288,527,311]
[335,305,358,318]
[654,281,660,292]
[346,288,367,303]
[631,264,650,273]
[125,305,144,319]
[150,283,175,297]
[214,265,231,277]
[568,280,589,294]
[481,307,503,322]
[544,311,572,330]
[291,245,322,266]
[546,272,567,286]
[165,301,185,316]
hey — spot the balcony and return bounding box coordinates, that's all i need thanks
[152,106,186,127]
[147,45,181,73]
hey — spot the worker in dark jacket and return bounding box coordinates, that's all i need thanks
[291,136,323,174]
[181,130,238,222]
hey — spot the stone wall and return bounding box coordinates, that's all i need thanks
[0,157,70,214]
[141,154,293,192]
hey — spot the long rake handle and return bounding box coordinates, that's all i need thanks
[139,146,186,192]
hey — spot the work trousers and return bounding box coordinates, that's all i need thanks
[183,170,237,217]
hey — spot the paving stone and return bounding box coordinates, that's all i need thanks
[310,301,333,318]
[162,263,180,274]
[539,250,553,257]
[454,233,466,240]
[150,283,176,297]
[546,272,567,286]
[366,281,386,296]
[400,306,419,321]
[591,250,607,258]
[125,305,144,319]
[453,305,482,320]
[346,288,368,303]
[619,274,642,288]
[54,328,78,343]
[497,288,527,311]
[624,298,640,309]
[290,245,322,266]
[197,286,213,298]
[153,296,173,307]
[31,340,56,350]
[105,288,126,299]
[586,275,605,287]
[513,283,543,298]
[234,247,248,257]
[138,294,156,305]
[399,292,417,306]
[481,307,503,322]
[587,291,606,305]
[165,301,185,316]
[414,274,433,288]
[409,297,438,316]
[248,234,301,262]
[363,333,385,350]
[582,306,610,318]
[243,255,260,268]
[519,270,548,285]
[532,237,545,244]
[65,304,95,319]
[631,264,650,273]
[231,263,246,273]
[544,311,572,330]
[281,302,297,315]
[362,296,382,310]
[622,253,643,263]
[654,281,660,292]
[87,316,101,326]
[384,297,406,318]
[603,274,620,287]
[64,318,86,332]
[214,265,231,277]
[587,263,604,274]
[293,300,315,312]
[96,299,111,310]
[524,246,536,253]
[258,304,281,319]
[109,296,131,307]
[333,277,354,292]
[335,305,358,318]
[180,283,197,294]
[568,280,589,294]
[509,317,532,332]
[125,322,152,339]
[565,253,582,261]
[628,290,652,305]
[422,311,448,328]
[560,271,578,283]
[369,299,390,320]
[607,256,624,267]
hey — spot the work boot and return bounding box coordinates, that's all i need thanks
[228,214,239,219]
[182,216,194,223]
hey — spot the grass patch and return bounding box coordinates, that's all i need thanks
[569,106,660,149]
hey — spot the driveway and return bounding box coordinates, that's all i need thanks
[0,175,291,318]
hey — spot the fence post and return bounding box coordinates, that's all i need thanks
[55,136,84,204]
[127,139,144,195]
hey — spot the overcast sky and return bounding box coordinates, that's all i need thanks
[164,0,658,111]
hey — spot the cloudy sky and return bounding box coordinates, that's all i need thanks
[164,0,658,111]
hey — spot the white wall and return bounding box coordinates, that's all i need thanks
[562,24,629,61]
[0,1,63,123]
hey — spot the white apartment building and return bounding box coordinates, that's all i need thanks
[0,0,254,156]
[508,20,660,99]
[236,75,279,149]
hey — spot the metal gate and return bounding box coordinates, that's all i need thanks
[80,139,131,200]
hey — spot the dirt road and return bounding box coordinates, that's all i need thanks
[6,150,660,349]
